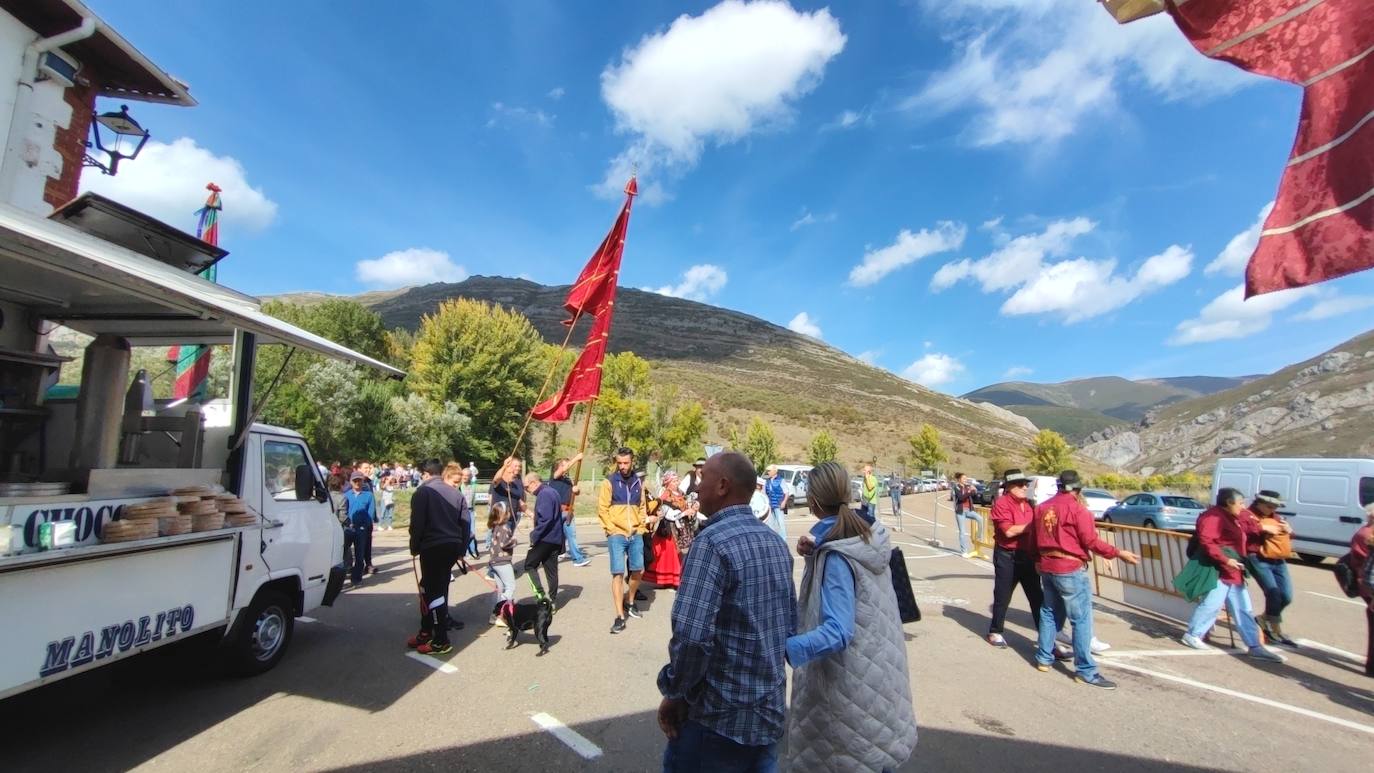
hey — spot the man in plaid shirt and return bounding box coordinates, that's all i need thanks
[657,452,796,770]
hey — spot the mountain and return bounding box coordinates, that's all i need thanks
[275,277,1039,471]
[962,374,1260,441]
[1080,330,1374,473]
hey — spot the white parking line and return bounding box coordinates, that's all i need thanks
[1293,638,1365,664]
[1305,591,1365,607]
[296,616,318,623]
[530,712,604,760]
[1099,660,1374,735]
[405,651,458,674]
[1100,648,1229,658]
[906,553,957,560]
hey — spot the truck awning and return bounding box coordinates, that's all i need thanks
[0,203,404,378]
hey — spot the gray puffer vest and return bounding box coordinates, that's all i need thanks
[787,523,918,772]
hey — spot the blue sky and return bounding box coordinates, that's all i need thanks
[83,0,1374,395]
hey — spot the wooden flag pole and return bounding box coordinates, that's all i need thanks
[566,398,597,513]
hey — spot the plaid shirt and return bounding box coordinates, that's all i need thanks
[657,503,796,746]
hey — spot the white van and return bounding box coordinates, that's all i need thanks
[773,464,810,506]
[1027,476,1059,506]
[1211,457,1374,561]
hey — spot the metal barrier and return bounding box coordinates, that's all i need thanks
[941,505,1198,622]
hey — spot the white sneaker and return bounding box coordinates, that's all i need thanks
[1057,632,1111,653]
[1180,633,1211,650]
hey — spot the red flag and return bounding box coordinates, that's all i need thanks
[1166,0,1373,297]
[532,312,612,422]
[561,177,637,323]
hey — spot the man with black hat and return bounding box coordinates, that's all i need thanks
[679,458,706,499]
[1031,470,1139,689]
[985,468,1044,649]
[1245,490,1298,645]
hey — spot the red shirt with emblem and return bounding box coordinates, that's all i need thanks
[1032,492,1119,574]
[988,493,1034,551]
[1194,506,1266,586]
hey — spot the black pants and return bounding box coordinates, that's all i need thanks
[990,547,1043,635]
[1365,603,1373,677]
[524,542,561,602]
[418,543,461,644]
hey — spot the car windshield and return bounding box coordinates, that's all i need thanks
[1084,489,1113,499]
[1162,496,1203,509]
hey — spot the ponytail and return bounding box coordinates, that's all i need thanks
[824,502,872,544]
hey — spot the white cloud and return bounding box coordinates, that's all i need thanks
[823,108,870,130]
[1205,202,1275,275]
[906,0,1251,146]
[1294,293,1374,322]
[1001,245,1193,323]
[1003,365,1033,378]
[487,102,554,128]
[980,216,1004,231]
[1170,283,1317,345]
[80,137,278,234]
[933,218,1191,322]
[790,208,837,231]
[856,349,881,365]
[653,263,728,301]
[356,248,467,289]
[848,221,967,286]
[546,86,565,100]
[902,352,965,389]
[787,311,822,338]
[597,0,845,199]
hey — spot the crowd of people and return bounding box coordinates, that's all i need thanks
[324,443,1374,771]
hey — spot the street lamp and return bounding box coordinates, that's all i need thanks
[84,104,150,176]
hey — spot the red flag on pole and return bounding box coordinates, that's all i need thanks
[1166,0,1373,297]
[532,177,637,422]
[560,177,637,323]
[532,313,613,422]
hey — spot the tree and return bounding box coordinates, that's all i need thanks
[907,424,947,473]
[592,352,706,464]
[740,417,779,472]
[408,298,547,466]
[985,450,1012,481]
[807,430,838,467]
[386,393,470,462]
[1028,429,1073,475]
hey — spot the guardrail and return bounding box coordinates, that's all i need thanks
[947,505,1198,622]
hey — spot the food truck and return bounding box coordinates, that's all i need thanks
[0,197,403,699]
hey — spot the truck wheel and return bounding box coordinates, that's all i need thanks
[228,589,295,676]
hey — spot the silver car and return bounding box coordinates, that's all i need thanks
[1102,492,1206,531]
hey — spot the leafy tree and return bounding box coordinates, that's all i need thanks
[808,430,838,467]
[740,417,779,472]
[1028,429,1073,475]
[408,298,547,466]
[386,393,470,462]
[985,450,1012,481]
[907,423,947,473]
[592,352,705,464]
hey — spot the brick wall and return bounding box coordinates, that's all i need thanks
[42,78,98,209]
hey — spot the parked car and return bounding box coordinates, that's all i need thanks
[1079,488,1118,520]
[902,478,919,495]
[849,476,864,504]
[973,481,999,507]
[1101,492,1206,531]
[773,464,810,506]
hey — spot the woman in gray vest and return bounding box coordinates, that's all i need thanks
[786,461,917,772]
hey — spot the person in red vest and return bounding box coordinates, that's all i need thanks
[1032,470,1139,690]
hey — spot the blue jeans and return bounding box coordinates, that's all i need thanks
[564,520,587,562]
[1249,558,1293,620]
[956,510,982,554]
[1186,580,1262,648]
[380,504,394,529]
[607,533,644,575]
[769,508,787,542]
[1036,568,1098,680]
[663,720,778,773]
[890,494,903,523]
[344,527,372,583]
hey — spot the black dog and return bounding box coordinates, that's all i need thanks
[500,596,554,655]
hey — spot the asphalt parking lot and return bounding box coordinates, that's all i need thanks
[3,492,1370,772]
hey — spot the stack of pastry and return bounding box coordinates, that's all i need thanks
[104,499,172,542]
[179,494,224,532]
[218,494,257,527]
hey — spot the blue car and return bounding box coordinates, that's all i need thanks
[1101,492,1206,532]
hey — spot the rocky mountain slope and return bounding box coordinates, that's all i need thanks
[277,277,1039,471]
[963,373,1259,441]
[1080,330,1374,473]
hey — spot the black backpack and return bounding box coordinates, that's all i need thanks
[889,547,922,623]
[1186,530,1202,560]
[1332,552,1361,598]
